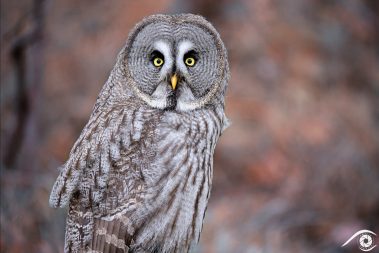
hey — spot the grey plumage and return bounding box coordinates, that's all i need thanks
[49,14,230,253]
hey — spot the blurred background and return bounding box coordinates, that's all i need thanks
[1,0,379,252]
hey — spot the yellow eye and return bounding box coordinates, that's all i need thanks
[184,57,196,67]
[153,57,164,67]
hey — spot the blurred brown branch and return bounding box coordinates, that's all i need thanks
[3,0,46,168]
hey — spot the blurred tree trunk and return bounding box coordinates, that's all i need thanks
[3,0,46,169]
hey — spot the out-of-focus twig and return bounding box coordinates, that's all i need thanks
[3,0,46,169]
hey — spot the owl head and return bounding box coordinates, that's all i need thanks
[118,14,229,112]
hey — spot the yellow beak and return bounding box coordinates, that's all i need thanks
[171,74,178,90]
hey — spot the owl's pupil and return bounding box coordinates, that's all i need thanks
[185,57,195,66]
[153,57,164,67]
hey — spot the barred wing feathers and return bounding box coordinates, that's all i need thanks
[49,103,157,252]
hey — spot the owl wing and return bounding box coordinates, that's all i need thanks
[50,103,148,252]
[49,105,121,209]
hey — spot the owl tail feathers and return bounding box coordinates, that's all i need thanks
[49,164,81,208]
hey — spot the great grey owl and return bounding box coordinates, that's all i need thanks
[49,14,230,253]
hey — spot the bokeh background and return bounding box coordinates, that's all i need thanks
[1,0,379,252]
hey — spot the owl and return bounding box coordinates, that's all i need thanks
[49,14,230,253]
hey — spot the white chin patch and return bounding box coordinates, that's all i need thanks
[176,85,199,112]
[147,82,171,109]
[176,101,198,112]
